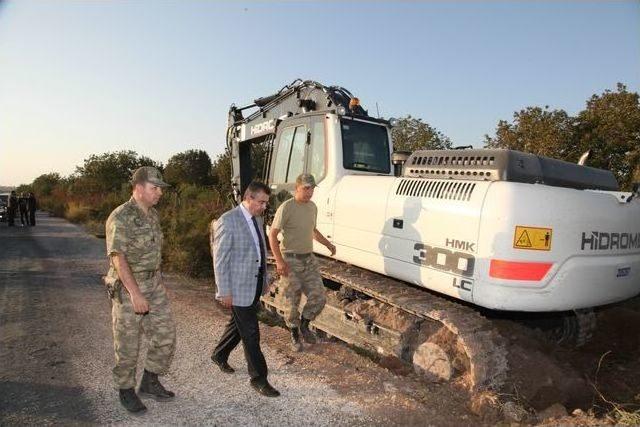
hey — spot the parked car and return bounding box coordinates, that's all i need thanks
[0,193,8,222]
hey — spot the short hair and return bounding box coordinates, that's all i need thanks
[243,181,271,199]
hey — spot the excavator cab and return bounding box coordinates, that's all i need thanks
[226,79,393,213]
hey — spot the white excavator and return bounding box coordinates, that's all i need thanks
[223,79,640,406]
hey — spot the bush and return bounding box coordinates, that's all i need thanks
[24,150,236,284]
[94,190,130,221]
[159,184,229,278]
[65,201,91,223]
[45,199,67,218]
[38,185,68,218]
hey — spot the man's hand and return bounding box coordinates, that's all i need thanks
[130,291,149,314]
[326,242,336,256]
[276,260,290,277]
[313,229,335,257]
[218,295,233,308]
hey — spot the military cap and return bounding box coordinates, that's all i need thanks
[296,173,317,187]
[131,166,170,187]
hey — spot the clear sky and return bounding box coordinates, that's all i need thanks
[1,1,639,186]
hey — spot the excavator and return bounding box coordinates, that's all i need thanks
[223,79,640,415]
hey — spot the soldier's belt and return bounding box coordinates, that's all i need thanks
[284,252,312,259]
[133,270,158,279]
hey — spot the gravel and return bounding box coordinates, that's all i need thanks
[2,213,469,425]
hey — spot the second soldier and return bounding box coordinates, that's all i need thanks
[269,174,336,351]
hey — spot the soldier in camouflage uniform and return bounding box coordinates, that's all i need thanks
[268,174,336,352]
[104,166,176,413]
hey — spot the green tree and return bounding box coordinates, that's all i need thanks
[484,106,576,159]
[575,83,640,190]
[72,151,159,194]
[209,143,266,204]
[211,149,232,195]
[483,84,640,189]
[15,184,33,194]
[164,149,213,186]
[31,172,62,197]
[30,172,68,216]
[391,115,452,152]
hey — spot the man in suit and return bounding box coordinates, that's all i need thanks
[210,181,280,397]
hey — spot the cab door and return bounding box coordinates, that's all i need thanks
[267,119,309,217]
[266,115,330,238]
[306,116,333,243]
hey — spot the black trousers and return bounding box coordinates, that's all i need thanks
[213,274,268,383]
[7,208,15,226]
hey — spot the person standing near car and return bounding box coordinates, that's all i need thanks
[104,166,176,414]
[18,193,28,226]
[7,191,17,227]
[268,174,336,352]
[27,192,37,226]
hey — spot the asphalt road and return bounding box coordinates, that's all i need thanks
[0,213,474,426]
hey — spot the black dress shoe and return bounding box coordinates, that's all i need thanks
[250,378,280,397]
[211,355,235,374]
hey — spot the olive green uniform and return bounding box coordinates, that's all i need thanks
[105,197,176,389]
[272,198,326,328]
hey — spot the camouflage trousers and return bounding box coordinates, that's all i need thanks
[111,273,176,389]
[281,254,326,328]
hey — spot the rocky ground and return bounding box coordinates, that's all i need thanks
[0,213,638,425]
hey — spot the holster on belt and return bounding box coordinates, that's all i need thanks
[102,275,122,303]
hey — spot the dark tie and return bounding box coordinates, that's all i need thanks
[251,216,266,274]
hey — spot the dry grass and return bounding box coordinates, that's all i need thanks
[607,407,640,425]
[592,351,640,425]
[65,201,91,223]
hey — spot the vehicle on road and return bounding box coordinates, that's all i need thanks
[0,193,9,222]
[221,79,640,414]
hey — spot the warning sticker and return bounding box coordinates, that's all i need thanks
[513,226,552,251]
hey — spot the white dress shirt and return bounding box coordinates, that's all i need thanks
[239,203,262,265]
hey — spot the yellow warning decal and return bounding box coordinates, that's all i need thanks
[513,226,552,251]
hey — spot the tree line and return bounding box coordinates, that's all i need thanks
[484,83,640,190]
[14,83,640,277]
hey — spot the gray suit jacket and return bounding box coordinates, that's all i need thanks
[210,205,269,307]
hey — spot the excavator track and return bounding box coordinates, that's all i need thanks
[263,255,509,394]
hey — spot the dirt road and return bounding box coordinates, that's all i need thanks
[0,214,478,425]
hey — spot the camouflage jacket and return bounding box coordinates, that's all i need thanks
[105,197,163,278]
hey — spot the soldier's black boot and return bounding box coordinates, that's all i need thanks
[300,317,317,344]
[139,369,175,400]
[290,327,303,352]
[119,388,147,413]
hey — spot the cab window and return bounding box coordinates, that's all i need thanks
[341,120,390,174]
[273,125,307,183]
[308,121,325,179]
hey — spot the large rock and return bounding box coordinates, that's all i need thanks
[537,403,568,421]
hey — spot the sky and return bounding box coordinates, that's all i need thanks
[0,1,639,186]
